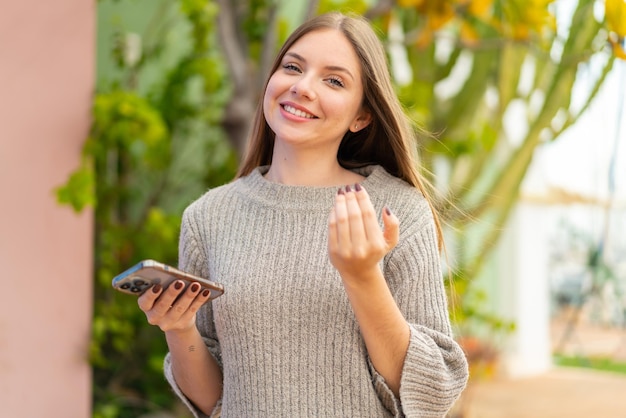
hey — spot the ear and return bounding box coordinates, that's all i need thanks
[349,109,373,133]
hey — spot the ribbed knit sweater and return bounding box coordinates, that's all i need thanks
[164,165,468,418]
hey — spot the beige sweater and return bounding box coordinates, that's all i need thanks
[164,165,468,417]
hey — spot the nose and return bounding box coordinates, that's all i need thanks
[290,75,317,100]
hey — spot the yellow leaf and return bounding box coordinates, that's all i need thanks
[398,0,426,7]
[512,23,530,40]
[610,38,626,59]
[606,0,626,37]
[415,27,434,49]
[460,21,480,45]
[468,0,494,18]
[398,0,456,31]
[429,12,455,30]
[499,0,555,39]
[421,0,456,30]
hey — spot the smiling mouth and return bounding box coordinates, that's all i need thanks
[282,104,317,119]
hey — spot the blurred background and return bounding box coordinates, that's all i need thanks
[1,0,624,417]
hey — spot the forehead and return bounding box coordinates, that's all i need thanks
[286,29,361,74]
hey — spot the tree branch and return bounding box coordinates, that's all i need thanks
[215,0,256,155]
[305,0,319,21]
[258,3,279,93]
[365,0,395,20]
[215,0,249,93]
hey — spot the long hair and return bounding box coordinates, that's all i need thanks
[236,12,444,248]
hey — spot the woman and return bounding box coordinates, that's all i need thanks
[138,12,468,418]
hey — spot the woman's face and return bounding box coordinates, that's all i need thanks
[263,29,370,151]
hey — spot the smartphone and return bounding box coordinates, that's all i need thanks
[112,259,224,300]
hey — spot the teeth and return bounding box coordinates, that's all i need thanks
[283,105,315,119]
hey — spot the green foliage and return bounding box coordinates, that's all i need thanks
[318,0,369,15]
[350,1,623,361]
[554,355,626,376]
[446,268,516,341]
[56,0,236,416]
[56,161,96,211]
[375,1,617,338]
[91,91,170,168]
[243,0,275,44]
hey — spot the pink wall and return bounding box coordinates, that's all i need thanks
[0,1,94,417]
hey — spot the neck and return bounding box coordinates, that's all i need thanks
[265,144,362,187]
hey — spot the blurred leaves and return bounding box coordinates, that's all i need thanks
[606,0,626,58]
[606,0,626,36]
[55,161,96,211]
[91,91,170,168]
[56,0,235,416]
[371,0,620,345]
[396,0,557,47]
[318,0,369,15]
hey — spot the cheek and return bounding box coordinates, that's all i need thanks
[264,74,284,107]
[262,82,277,121]
[334,97,363,122]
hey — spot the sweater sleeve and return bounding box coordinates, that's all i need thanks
[163,201,223,418]
[370,201,469,417]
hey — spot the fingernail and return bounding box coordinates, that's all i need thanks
[174,281,184,290]
[190,283,200,293]
[354,183,362,192]
[345,184,352,193]
[152,284,162,293]
[337,188,344,195]
[385,206,392,216]
[202,289,211,297]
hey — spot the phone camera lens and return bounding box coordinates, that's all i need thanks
[131,287,142,293]
[121,283,131,290]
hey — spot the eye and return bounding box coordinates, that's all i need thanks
[327,76,345,88]
[282,63,301,73]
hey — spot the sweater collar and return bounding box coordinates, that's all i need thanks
[236,165,391,212]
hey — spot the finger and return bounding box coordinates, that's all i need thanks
[167,285,213,330]
[170,282,202,315]
[344,184,366,243]
[353,184,381,241]
[333,188,351,247]
[138,284,162,312]
[154,280,186,314]
[328,206,339,251]
[382,206,400,250]
[180,287,213,320]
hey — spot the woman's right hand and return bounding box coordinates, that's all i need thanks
[138,281,212,333]
[140,281,223,415]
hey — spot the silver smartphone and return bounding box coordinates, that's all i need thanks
[111,259,224,300]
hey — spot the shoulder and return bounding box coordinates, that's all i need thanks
[181,175,248,224]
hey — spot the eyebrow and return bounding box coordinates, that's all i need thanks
[284,52,355,81]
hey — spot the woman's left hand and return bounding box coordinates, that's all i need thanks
[328,184,399,281]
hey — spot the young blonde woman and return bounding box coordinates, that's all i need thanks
[138,12,468,418]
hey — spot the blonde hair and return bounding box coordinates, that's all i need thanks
[236,12,444,248]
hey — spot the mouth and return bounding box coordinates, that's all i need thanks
[281,104,317,119]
